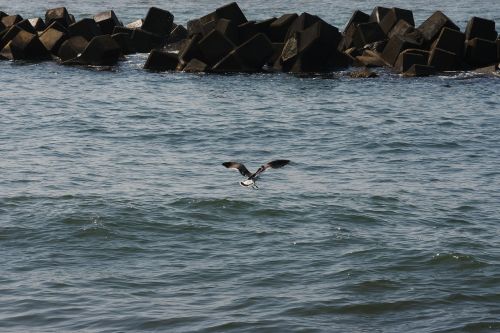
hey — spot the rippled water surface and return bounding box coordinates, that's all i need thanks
[1,1,500,332]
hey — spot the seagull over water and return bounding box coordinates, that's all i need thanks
[222,160,290,189]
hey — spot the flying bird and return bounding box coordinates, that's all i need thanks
[222,160,290,189]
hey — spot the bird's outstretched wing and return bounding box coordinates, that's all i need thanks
[252,159,290,178]
[222,162,252,177]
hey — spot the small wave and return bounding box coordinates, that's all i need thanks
[135,316,208,330]
[284,299,421,316]
[429,253,488,268]
[333,213,380,224]
[75,127,111,134]
[172,197,255,211]
[370,195,400,203]
[440,321,500,333]
[350,279,401,292]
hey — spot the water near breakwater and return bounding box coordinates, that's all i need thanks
[1,1,500,332]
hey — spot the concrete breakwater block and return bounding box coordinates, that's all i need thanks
[428,47,459,71]
[352,22,385,48]
[198,30,236,66]
[432,28,465,57]
[215,2,247,26]
[0,29,51,60]
[130,28,164,53]
[465,38,498,67]
[16,19,37,34]
[178,35,202,66]
[1,3,499,76]
[1,15,23,29]
[111,33,136,55]
[183,58,208,72]
[388,20,415,39]
[58,36,88,61]
[285,12,321,42]
[63,35,121,66]
[39,25,68,54]
[465,17,497,42]
[382,35,422,66]
[394,49,428,72]
[69,18,102,41]
[28,18,46,31]
[144,49,178,71]
[369,7,390,24]
[169,24,188,44]
[268,14,297,43]
[94,10,122,35]
[344,10,369,33]
[403,64,436,77]
[45,7,72,28]
[286,20,344,72]
[186,2,246,38]
[497,38,500,61]
[126,19,143,29]
[214,19,239,45]
[355,50,386,67]
[417,11,459,45]
[212,32,274,72]
[142,7,174,38]
[379,7,414,35]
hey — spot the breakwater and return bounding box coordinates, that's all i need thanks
[1,2,499,76]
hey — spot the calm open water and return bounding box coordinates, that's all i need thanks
[1,1,500,332]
